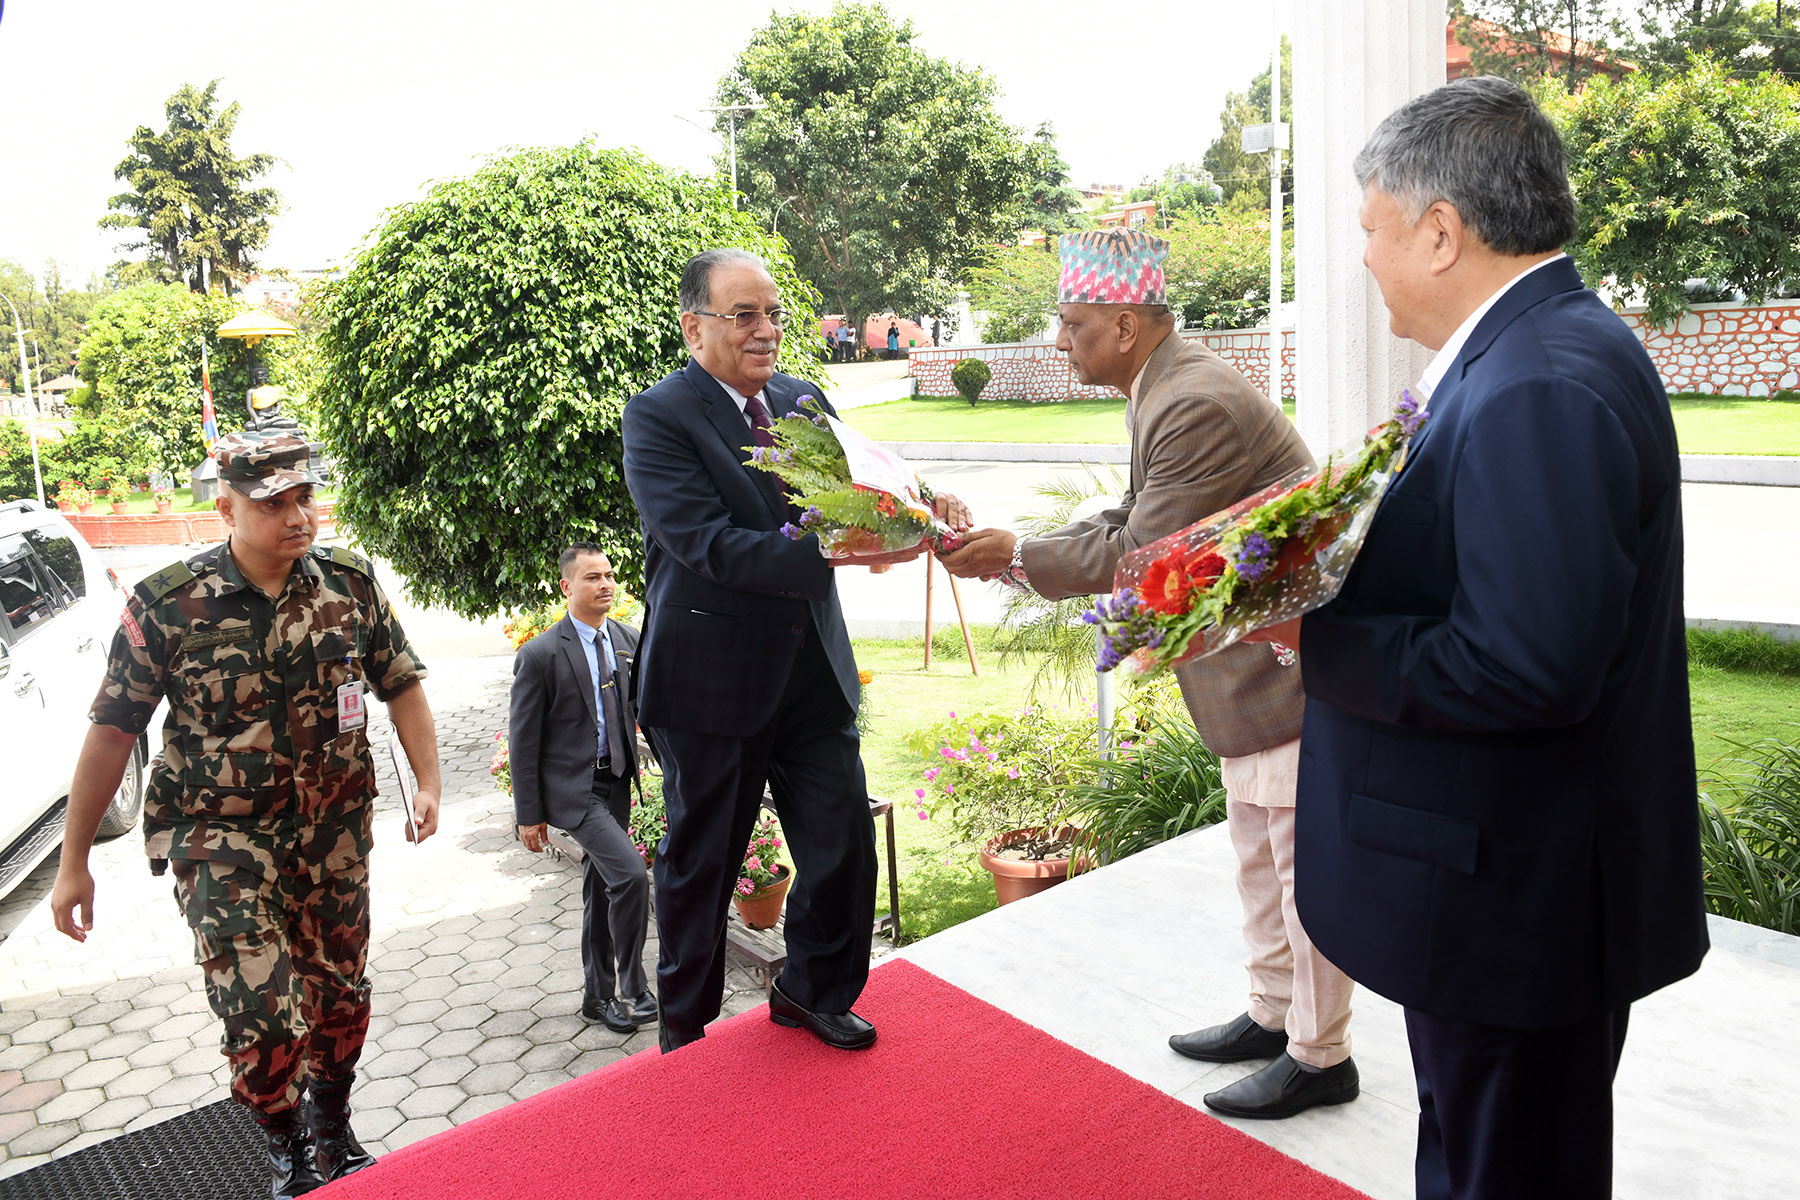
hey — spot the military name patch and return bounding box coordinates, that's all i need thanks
[120,606,146,648]
[183,626,255,651]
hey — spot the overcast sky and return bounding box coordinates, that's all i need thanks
[0,0,1300,285]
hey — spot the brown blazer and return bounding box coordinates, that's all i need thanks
[1022,331,1313,760]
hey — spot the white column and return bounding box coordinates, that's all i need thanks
[1292,0,1446,459]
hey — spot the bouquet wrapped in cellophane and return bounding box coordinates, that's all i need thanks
[1088,391,1429,678]
[747,396,963,557]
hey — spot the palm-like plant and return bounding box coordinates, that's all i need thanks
[1065,698,1228,874]
[995,463,1127,702]
[1698,737,1800,935]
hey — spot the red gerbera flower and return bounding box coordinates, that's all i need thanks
[1141,556,1194,614]
[1188,551,1227,588]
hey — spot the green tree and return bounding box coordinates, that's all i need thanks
[1546,57,1800,324]
[1163,200,1294,330]
[76,283,295,477]
[1451,1,1615,86]
[1616,1,1800,79]
[1127,162,1221,228]
[99,80,282,293]
[0,259,105,394]
[310,143,819,619]
[719,2,1031,330]
[1012,123,1084,250]
[1202,36,1292,209]
[964,244,1063,343]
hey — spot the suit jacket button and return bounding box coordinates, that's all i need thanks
[791,625,804,635]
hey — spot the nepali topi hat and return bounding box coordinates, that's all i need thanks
[1057,229,1170,306]
[213,430,326,500]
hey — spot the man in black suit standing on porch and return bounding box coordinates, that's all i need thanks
[622,249,962,1054]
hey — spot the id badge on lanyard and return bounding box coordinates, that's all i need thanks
[337,656,367,731]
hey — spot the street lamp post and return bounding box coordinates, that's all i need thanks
[771,195,797,235]
[699,102,766,207]
[0,290,46,506]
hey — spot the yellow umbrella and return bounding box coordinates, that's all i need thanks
[216,309,298,346]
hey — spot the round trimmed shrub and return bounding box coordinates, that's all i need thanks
[951,356,992,405]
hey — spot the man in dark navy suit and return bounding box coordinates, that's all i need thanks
[622,249,961,1054]
[1262,78,1708,1198]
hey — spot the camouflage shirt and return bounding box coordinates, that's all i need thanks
[90,542,427,877]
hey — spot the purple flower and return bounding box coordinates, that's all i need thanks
[779,521,803,539]
[1396,387,1428,436]
[799,506,823,527]
[1234,533,1276,583]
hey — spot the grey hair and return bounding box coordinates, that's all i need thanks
[1353,76,1576,255]
[678,248,768,314]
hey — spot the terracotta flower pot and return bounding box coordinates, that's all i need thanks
[76,502,93,514]
[56,500,75,514]
[110,502,128,514]
[733,865,792,930]
[979,826,1076,906]
[155,500,173,514]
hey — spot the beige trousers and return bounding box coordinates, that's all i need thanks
[1220,737,1355,1069]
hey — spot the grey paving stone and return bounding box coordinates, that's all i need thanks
[411,1055,475,1089]
[0,1042,50,1072]
[431,1003,490,1033]
[421,1029,483,1059]
[77,1095,151,1133]
[145,1072,218,1109]
[8,1119,79,1157]
[170,1045,222,1079]
[21,1050,88,1083]
[349,1075,415,1111]
[395,1085,464,1121]
[30,994,96,1020]
[515,1043,577,1074]
[449,1093,512,1124]
[375,946,426,972]
[435,916,479,938]
[376,1023,437,1053]
[47,1022,110,1054]
[450,959,507,986]
[12,1017,73,1044]
[499,942,554,968]
[467,1033,531,1067]
[350,1103,404,1144]
[109,1006,170,1033]
[35,1087,105,1125]
[566,1047,628,1076]
[360,1047,430,1081]
[125,1039,190,1069]
[505,1070,570,1102]
[483,986,544,1014]
[385,1115,454,1150]
[104,1064,175,1099]
[62,1057,131,1091]
[0,1008,37,1036]
[133,983,189,1009]
[413,955,461,980]
[524,1014,586,1045]
[476,1009,536,1038]
[87,1029,156,1060]
[388,997,450,1027]
[157,1010,215,1040]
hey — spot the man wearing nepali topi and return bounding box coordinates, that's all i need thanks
[940,228,1360,1120]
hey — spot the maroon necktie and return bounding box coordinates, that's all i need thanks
[744,393,776,448]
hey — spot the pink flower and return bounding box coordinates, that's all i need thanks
[914,788,926,798]
[916,809,930,820]
[945,784,955,795]
[746,855,761,871]
[736,879,754,896]
[1006,768,1020,779]
[1120,740,1135,750]
[987,752,999,762]
[773,838,783,850]
[948,710,956,718]
[924,767,939,782]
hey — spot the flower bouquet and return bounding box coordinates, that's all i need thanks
[746,396,962,557]
[1088,391,1428,677]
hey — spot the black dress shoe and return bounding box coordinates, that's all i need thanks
[1169,1012,1288,1063]
[581,993,639,1033]
[767,975,877,1050]
[1203,1054,1359,1120]
[623,989,659,1025]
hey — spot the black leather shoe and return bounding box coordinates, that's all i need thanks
[581,992,639,1033]
[306,1075,376,1181]
[1203,1054,1360,1120]
[249,1104,326,1198]
[623,989,659,1025]
[1169,1012,1288,1063]
[767,975,876,1050]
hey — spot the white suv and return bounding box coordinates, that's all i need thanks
[0,500,145,900]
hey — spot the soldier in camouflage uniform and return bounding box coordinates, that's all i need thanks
[51,430,443,1200]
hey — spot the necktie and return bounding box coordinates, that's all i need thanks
[596,636,628,777]
[744,393,776,448]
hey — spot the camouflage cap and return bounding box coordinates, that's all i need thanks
[213,430,325,499]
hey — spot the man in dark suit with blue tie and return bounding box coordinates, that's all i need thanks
[510,545,656,1035]
[622,249,948,1054]
[1267,78,1709,1198]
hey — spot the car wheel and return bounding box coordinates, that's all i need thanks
[96,741,145,839]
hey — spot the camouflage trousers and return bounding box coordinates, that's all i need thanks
[170,804,373,1115]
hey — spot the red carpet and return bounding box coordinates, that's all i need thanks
[321,959,1369,1199]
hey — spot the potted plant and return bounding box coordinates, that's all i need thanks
[732,813,790,929]
[152,480,175,513]
[53,479,80,514]
[908,705,1097,904]
[106,477,132,514]
[62,481,95,514]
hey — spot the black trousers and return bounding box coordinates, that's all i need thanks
[648,631,876,1039]
[564,772,650,1003]
[1406,1003,1631,1200]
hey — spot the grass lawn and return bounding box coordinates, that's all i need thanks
[857,625,1800,944]
[1668,394,1800,456]
[85,488,341,515]
[848,393,1798,456]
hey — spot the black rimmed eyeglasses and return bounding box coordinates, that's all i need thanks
[692,308,787,331]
